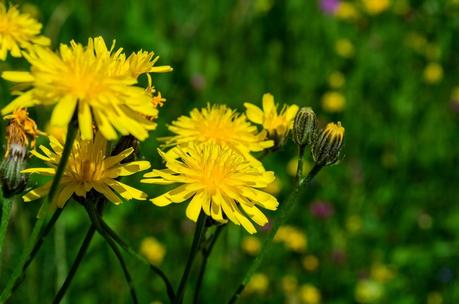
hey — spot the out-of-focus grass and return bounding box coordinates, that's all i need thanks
[1,0,459,303]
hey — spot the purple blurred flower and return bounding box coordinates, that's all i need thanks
[309,201,335,219]
[320,0,340,14]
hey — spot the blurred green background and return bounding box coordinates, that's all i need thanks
[1,0,459,303]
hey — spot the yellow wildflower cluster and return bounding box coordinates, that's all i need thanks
[0,3,50,60]
[274,225,307,253]
[140,237,166,265]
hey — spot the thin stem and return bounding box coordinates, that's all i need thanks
[0,196,13,259]
[227,163,323,304]
[0,119,78,302]
[53,225,96,304]
[295,146,306,184]
[193,224,224,304]
[12,208,64,293]
[97,216,176,303]
[85,203,138,304]
[174,213,207,304]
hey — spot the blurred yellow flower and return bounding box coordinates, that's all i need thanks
[245,273,269,295]
[299,284,321,304]
[427,292,443,304]
[262,178,282,196]
[20,3,41,19]
[281,275,298,294]
[2,36,172,140]
[244,93,299,146]
[242,236,261,256]
[355,279,383,303]
[0,3,50,60]
[371,264,394,283]
[22,131,150,207]
[346,215,362,233]
[335,38,355,58]
[328,71,346,89]
[287,157,311,177]
[362,0,390,15]
[163,104,273,165]
[423,62,443,84]
[321,91,346,113]
[140,237,166,265]
[303,255,319,272]
[142,143,279,234]
[335,2,359,20]
[275,225,307,253]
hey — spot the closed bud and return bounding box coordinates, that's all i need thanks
[1,108,39,197]
[292,107,317,147]
[312,122,345,166]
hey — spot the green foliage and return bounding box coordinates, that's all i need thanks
[1,0,459,303]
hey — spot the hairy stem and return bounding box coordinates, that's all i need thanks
[227,162,322,304]
[0,118,77,302]
[52,225,96,304]
[0,196,13,260]
[174,213,207,304]
[193,224,224,304]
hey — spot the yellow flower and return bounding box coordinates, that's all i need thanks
[0,4,50,60]
[335,38,354,58]
[163,104,273,163]
[244,93,299,146]
[362,0,390,15]
[355,279,383,303]
[242,236,261,255]
[321,91,346,113]
[1,36,172,141]
[427,292,443,304]
[142,143,279,234]
[281,275,298,294]
[346,215,362,233]
[299,284,321,304]
[245,273,269,295]
[140,237,166,265]
[335,2,360,20]
[423,62,443,84]
[275,225,307,253]
[262,178,281,196]
[371,264,394,283]
[328,71,346,89]
[22,131,150,207]
[303,255,319,272]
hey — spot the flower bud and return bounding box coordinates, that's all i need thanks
[1,108,39,197]
[292,107,317,147]
[312,122,345,166]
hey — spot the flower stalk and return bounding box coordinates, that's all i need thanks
[174,212,207,304]
[0,196,13,259]
[0,116,78,302]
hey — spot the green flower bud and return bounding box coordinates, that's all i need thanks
[312,122,345,166]
[292,107,317,147]
[0,143,27,198]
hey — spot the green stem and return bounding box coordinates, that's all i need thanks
[85,203,138,304]
[0,197,13,260]
[174,213,207,304]
[53,225,96,304]
[0,118,78,302]
[12,208,64,293]
[227,163,322,304]
[193,224,224,304]
[97,216,176,303]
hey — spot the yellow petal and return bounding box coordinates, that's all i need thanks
[262,93,275,114]
[93,182,122,205]
[186,192,203,222]
[21,167,56,176]
[23,181,52,202]
[54,184,76,208]
[78,101,93,140]
[50,96,78,127]
[2,91,37,114]
[244,103,264,124]
[1,71,34,82]
[285,104,299,121]
[106,161,151,177]
[106,179,147,201]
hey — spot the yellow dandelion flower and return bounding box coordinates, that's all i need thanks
[362,0,390,15]
[423,62,443,84]
[140,237,166,265]
[244,93,299,146]
[355,279,383,303]
[299,284,321,304]
[241,236,261,255]
[328,71,346,89]
[142,143,279,234]
[163,104,273,163]
[335,2,359,20]
[22,131,150,207]
[275,225,307,253]
[321,91,346,113]
[0,3,50,60]
[335,38,354,58]
[303,255,319,272]
[1,36,172,141]
[245,273,269,295]
[281,275,298,294]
